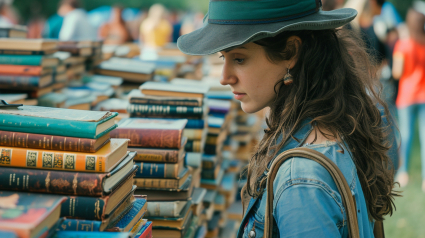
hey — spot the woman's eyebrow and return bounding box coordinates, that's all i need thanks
[224,46,248,53]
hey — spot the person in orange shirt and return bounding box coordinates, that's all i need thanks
[393,2,425,190]
[99,5,131,45]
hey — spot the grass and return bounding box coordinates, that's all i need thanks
[385,126,425,238]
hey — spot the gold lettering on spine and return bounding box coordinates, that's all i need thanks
[16,177,19,186]
[22,174,25,189]
[45,172,51,192]
[72,174,78,195]
[78,138,81,152]
[94,200,100,219]
[51,136,53,150]
[9,174,12,185]
[25,175,29,189]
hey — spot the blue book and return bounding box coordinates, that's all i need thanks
[0,105,118,139]
[0,54,59,66]
[134,160,183,179]
[185,119,205,129]
[54,231,130,238]
[113,198,147,232]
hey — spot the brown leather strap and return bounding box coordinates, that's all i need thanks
[264,147,360,238]
[374,221,385,238]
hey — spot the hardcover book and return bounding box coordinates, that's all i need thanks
[0,130,110,153]
[0,138,129,172]
[0,65,53,76]
[134,175,193,201]
[132,144,185,163]
[128,89,203,107]
[134,154,185,179]
[111,118,187,149]
[147,200,193,228]
[0,106,118,139]
[146,200,188,217]
[0,152,136,196]
[106,197,147,232]
[95,58,155,82]
[0,25,27,38]
[0,75,53,89]
[140,82,210,99]
[134,167,189,189]
[54,231,130,238]
[0,38,57,51]
[0,191,66,238]
[128,104,204,118]
[0,55,59,67]
[135,221,153,238]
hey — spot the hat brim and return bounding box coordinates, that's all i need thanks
[177,8,357,55]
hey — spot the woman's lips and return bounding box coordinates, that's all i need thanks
[233,91,246,100]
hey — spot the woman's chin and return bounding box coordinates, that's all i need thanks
[241,103,264,114]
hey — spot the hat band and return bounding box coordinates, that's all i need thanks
[208,0,322,25]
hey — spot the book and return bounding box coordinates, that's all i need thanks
[54,231,130,238]
[151,212,192,238]
[140,82,210,99]
[0,38,57,51]
[183,129,204,140]
[201,168,224,190]
[60,179,136,220]
[107,197,147,232]
[111,118,187,149]
[0,152,136,196]
[185,140,202,153]
[132,146,185,163]
[134,154,185,179]
[185,152,202,168]
[0,130,110,153]
[218,219,237,238]
[0,75,53,89]
[148,201,193,228]
[135,221,153,238]
[58,192,135,231]
[134,175,193,201]
[227,202,243,221]
[0,93,27,104]
[128,104,204,118]
[0,65,53,76]
[191,188,207,217]
[0,55,59,67]
[214,193,226,211]
[185,119,205,129]
[201,164,220,180]
[0,106,118,139]
[0,138,129,172]
[0,191,66,238]
[146,200,188,217]
[0,25,27,38]
[134,167,189,189]
[128,89,202,107]
[182,215,199,238]
[202,155,218,169]
[95,58,155,82]
[85,75,123,88]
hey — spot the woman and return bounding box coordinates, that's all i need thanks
[178,0,397,237]
[393,4,425,190]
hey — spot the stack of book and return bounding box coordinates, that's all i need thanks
[56,41,93,81]
[0,38,60,101]
[111,118,195,238]
[0,105,151,237]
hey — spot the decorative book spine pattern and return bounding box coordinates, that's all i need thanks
[133,149,179,163]
[61,196,107,220]
[133,178,181,189]
[59,219,102,231]
[185,140,201,152]
[0,130,99,152]
[0,167,104,196]
[128,104,203,117]
[134,162,179,179]
[0,75,43,88]
[111,129,181,149]
[0,146,107,172]
[130,98,200,107]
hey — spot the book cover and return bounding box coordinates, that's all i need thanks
[109,198,147,232]
[0,153,136,196]
[0,75,52,89]
[201,155,217,169]
[146,201,188,218]
[0,130,109,153]
[132,147,182,163]
[128,104,204,118]
[0,55,59,67]
[134,175,192,201]
[185,119,205,129]
[0,65,51,76]
[134,158,184,179]
[128,89,202,107]
[182,129,204,140]
[200,169,224,190]
[135,221,152,238]
[140,82,210,98]
[111,118,187,149]
[184,140,202,153]
[185,152,202,168]
[133,167,189,189]
[0,191,66,238]
[54,231,130,238]
[0,139,129,172]
[0,106,118,139]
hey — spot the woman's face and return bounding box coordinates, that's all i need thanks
[219,42,289,113]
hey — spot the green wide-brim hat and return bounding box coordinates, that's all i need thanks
[177,0,357,55]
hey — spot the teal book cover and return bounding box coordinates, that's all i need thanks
[0,55,43,66]
[54,231,130,238]
[0,106,118,139]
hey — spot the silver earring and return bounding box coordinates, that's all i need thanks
[283,67,293,85]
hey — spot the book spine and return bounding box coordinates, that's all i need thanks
[134,178,180,189]
[185,153,202,168]
[204,144,217,155]
[183,129,203,140]
[128,104,203,117]
[130,114,202,119]
[0,167,104,196]
[134,162,179,179]
[130,98,200,107]
[0,146,107,172]
[146,202,179,217]
[201,168,217,180]
[111,129,181,149]
[0,75,42,88]
[61,196,107,220]
[185,140,201,153]
[138,222,153,238]
[0,65,42,76]
[0,50,47,55]
[59,219,102,231]
[133,149,179,163]
[0,55,42,66]
[185,119,205,129]
[202,160,215,169]
[0,113,98,139]
[0,130,98,152]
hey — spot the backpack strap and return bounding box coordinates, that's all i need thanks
[263,147,360,238]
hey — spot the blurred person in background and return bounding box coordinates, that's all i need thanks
[321,0,344,11]
[170,10,182,43]
[58,0,96,41]
[393,2,425,190]
[98,5,131,45]
[43,14,63,39]
[0,0,17,27]
[139,4,172,48]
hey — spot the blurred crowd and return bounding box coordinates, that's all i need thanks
[1,0,425,191]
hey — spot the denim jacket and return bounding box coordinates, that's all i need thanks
[236,121,376,238]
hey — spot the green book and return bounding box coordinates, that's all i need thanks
[0,55,59,67]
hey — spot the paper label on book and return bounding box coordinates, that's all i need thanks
[0,148,11,165]
[42,152,54,168]
[85,155,96,171]
[54,153,64,168]
[64,153,76,170]
[26,150,38,167]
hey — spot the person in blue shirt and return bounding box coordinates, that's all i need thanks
[178,0,398,237]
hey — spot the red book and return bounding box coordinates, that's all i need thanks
[110,118,187,149]
[137,221,152,238]
[0,65,52,76]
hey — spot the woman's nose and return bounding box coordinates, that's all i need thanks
[220,63,237,85]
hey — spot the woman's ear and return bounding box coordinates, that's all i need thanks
[286,36,302,68]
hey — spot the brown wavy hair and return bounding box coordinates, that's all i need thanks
[246,28,398,221]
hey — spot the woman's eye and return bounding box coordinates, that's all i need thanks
[219,55,225,60]
[235,58,244,64]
